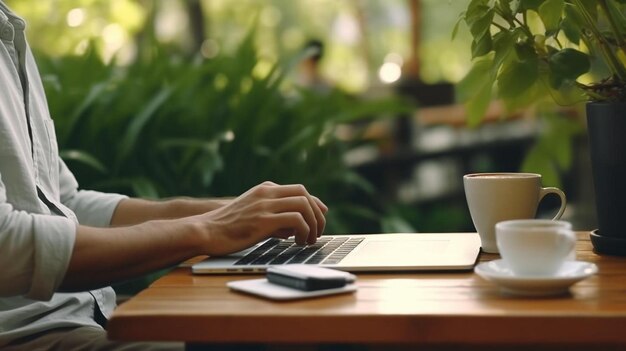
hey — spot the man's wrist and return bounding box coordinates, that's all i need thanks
[161,197,232,218]
[178,216,212,256]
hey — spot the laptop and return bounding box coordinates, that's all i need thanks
[191,232,481,274]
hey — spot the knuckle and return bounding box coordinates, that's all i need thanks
[255,185,269,196]
[298,196,309,206]
[296,212,308,226]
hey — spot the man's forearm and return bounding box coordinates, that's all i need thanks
[110,197,232,226]
[60,219,203,292]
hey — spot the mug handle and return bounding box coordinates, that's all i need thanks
[539,187,567,220]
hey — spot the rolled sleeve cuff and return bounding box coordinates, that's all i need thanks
[65,190,128,227]
[26,215,76,301]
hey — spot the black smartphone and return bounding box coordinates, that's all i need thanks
[266,265,356,291]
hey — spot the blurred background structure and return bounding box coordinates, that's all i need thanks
[6,0,594,241]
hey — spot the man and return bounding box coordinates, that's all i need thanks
[0,2,327,350]
[297,39,332,94]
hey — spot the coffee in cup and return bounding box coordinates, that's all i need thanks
[495,219,576,276]
[463,173,567,253]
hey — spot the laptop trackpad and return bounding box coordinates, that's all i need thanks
[342,239,449,266]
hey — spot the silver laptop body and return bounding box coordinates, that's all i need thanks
[192,233,481,274]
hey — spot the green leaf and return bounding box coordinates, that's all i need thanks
[451,13,464,40]
[521,112,582,187]
[468,8,495,40]
[465,1,494,55]
[457,57,495,126]
[504,74,548,111]
[466,80,494,127]
[606,0,626,36]
[341,171,376,195]
[514,41,538,62]
[456,57,494,127]
[60,149,108,174]
[546,114,583,168]
[61,82,108,145]
[538,0,564,33]
[492,30,516,69]
[333,204,380,222]
[561,6,581,44]
[274,126,315,158]
[116,87,172,171]
[496,0,515,18]
[521,144,561,188]
[457,56,494,102]
[471,34,493,58]
[381,216,415,233]
[577,0,598,22]
[548,48,590,88]
[195,153,223,187]
[466,0,490,26]
[130,177,160,199]
[497,57,539,99]
[157,138,220,153]
[519,0,544,11]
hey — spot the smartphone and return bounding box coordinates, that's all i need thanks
[266,265,356,291]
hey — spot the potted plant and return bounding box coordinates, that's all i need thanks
[456,0,626,255]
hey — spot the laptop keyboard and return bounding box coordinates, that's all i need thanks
[234,236,364,266]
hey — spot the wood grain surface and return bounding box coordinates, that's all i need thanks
[107,232,626,347]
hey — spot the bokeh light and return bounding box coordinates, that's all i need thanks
[66,8,86,27]
[201,39,220,59]
[378,62,402,84]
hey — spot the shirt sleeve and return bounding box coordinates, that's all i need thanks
[0,175,77,301]
[57,158,128,228]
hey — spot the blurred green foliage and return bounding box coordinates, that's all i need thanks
[38,32,413,234]
[8,0,474,93]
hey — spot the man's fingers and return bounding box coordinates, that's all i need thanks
[259,197,318,242]
[311,196,328,238]
[258,184,326,239]
[271,228,295,239]
[312,196,329,213]
[264,213,310,245]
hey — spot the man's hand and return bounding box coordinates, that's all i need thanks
[197,181,328,256]
[62,181,327,292]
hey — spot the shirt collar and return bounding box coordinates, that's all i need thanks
[0,1,26,30]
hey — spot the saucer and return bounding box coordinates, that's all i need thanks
[474,259,598,297]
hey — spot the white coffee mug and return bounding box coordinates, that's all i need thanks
[463,173,567,253]
[496,219,576,276]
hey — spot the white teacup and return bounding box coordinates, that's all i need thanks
[464,173,567,253]
[496,219,576,276]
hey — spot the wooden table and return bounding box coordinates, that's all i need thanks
[108,232,626,350]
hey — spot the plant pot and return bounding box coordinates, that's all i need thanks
[587,102,626,255]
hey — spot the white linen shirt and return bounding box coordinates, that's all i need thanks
[0,2,127,346]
